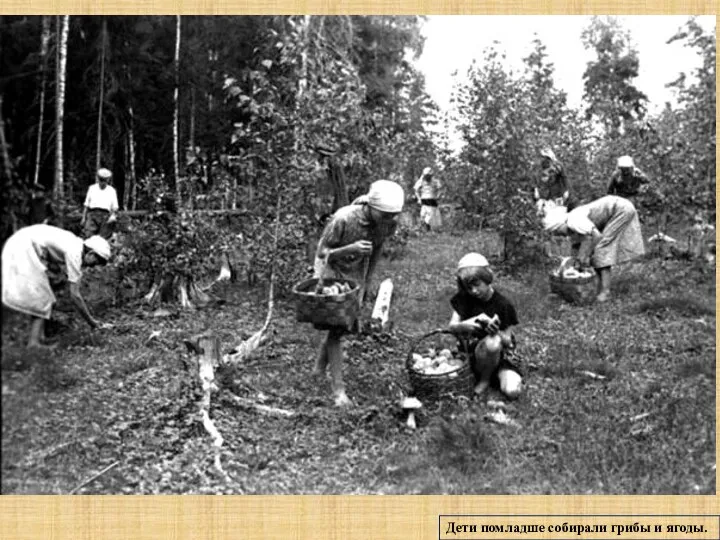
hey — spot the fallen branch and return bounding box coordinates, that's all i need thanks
[578,370,607,380]
[226,393,295,417]
[69,461,119,494]
[184,333,231,481]
[19,438,84,468]
[222,189,281,364]
[67,208,249,220]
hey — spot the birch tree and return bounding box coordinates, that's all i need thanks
[95,17,107,171]
[54,15,70,203]
[173,15,181,208]
[33,15,51,187]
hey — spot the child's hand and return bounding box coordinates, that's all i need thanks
[472,314,499,334]
[351,240,373,256]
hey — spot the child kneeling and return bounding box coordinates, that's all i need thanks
[448,253,523,399]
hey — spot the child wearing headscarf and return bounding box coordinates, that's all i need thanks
[413,167,443,231]
[540,195,645,302]
[535,148,577,210]
[2,224,113,348]
[448,253,523,399]
[313,180,405,407]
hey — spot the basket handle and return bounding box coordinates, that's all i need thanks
[408,329,473,359]
[314,253,327,293]
[315,249,371,295]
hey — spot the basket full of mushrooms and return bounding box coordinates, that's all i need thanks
[549,257,595,305]
[405,329,475,401]
[292,277,361,331]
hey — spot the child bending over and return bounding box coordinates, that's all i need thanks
[448,253,523,399]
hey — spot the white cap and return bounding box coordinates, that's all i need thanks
[457,253,489,270]
[617,156,634,168]
[84,235,112,261]
[97,168,113,180]
[422,167,432,176]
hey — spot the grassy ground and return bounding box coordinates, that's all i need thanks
[1,230,715,494]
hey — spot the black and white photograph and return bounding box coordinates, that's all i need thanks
[0,14,715,495]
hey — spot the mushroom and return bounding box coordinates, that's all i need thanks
[401,397,423,429]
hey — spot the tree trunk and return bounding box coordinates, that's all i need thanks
[123,133,130,210]
[142,276,166,305]
[231,173,237,210]
[128,106,137,210]
[189,87,195,152]
[293,15,311,155]
[173,15,181,209]
[53,15,69,207]
[328,158,349,211]
[0,96,15,184]
[95,18,107,172]
[33,15,51,187]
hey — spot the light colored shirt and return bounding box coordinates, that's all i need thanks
[28,224,85,283]
[84,183,119,212]
[313,203,397,301]
[414,176,442,201]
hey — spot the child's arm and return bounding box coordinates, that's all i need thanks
[449,310,499,335]
[575,228,602,267]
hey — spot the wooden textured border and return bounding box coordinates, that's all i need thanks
[0,2,717,538]
[1,1,718,15]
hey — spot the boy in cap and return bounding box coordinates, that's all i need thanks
[448,253,523,399]
[2,224,113,348]
[81,168,119,239]
[313,179,404,406]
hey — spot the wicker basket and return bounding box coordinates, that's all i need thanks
[292,277,361,331]
[406,330,476,401]
[549,272,596,305]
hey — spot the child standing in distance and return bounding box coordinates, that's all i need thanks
[448,253,523,399]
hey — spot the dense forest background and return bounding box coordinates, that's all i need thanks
[0,15,715,294]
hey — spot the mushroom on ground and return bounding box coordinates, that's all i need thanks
[401,397,423,429]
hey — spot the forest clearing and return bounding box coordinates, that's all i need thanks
[1,228,715,494]
[0,15,715,496]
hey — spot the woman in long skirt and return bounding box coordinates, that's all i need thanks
[540,195,645,303]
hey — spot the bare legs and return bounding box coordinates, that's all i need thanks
[472,337,502,397]
[595,266,612,302]
[27,317,56,349]
[314,328,351,407]
[472,337,524,399]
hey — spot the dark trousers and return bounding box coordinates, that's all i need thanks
[84,209,114,239]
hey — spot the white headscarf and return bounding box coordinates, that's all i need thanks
[617,155,634,168]
[367,180,404,213]
[84,235,112,261]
